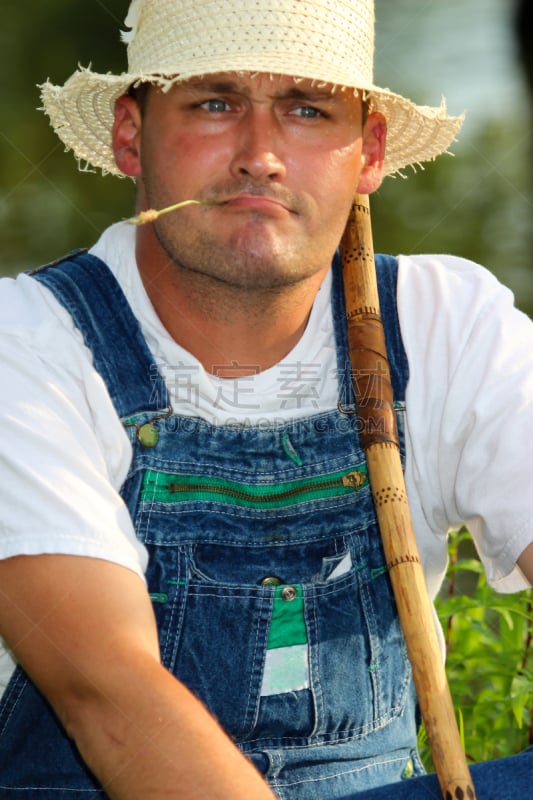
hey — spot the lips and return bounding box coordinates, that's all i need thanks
[221,193,292,214]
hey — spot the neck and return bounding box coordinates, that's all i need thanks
[136,234,329,376]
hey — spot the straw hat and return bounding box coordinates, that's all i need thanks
[40,0,464,177]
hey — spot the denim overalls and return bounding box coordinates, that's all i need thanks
[0,251,421,799]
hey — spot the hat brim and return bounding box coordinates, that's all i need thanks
[40,67,464,178]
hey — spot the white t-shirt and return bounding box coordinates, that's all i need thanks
[0,222,531,692]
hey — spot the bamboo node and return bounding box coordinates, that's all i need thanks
[387,554,421,569]
[346,306,380,320]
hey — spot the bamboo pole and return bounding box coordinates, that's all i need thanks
[340,195,476,800]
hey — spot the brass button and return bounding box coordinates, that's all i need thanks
[281,585,297,602]
[259,576,282,587]
[137,422,159,448]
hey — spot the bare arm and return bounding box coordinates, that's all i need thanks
[0,554,276,800]
[517,541,533,586]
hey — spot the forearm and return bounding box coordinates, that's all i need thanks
[517,540,533,586]
[0,555,275,800]
[66,655,275,800]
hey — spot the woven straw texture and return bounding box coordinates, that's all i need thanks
[40,0,464,177]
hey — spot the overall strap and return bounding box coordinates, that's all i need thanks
[30,250,168,419]
[375,253,409,403]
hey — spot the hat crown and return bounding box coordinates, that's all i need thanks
[124,0,375,88]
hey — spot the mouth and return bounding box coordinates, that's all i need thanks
[222,194,292,214]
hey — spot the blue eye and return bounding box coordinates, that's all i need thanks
[292,106,323,119]
[201,99,230,113]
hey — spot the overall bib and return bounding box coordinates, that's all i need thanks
[0,251,420,799]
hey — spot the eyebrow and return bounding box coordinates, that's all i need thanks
[184,79,337,103]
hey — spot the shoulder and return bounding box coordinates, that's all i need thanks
[0,251,132,489]
[0,269,85,360]
[396,252,511,306]
[0,221,138,358]
[395,253,531,364]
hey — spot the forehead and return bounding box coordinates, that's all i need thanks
[174,72,359,104]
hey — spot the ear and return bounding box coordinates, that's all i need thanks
[112,95,143,177]
[356,112,387,194]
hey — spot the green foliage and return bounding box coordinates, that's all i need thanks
[419,527,533,770]
[0,1,133,276]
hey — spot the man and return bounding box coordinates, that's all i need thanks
[0,1,531,798]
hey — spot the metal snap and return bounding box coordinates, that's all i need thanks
[280,585,297,602]
[259,576,282,587]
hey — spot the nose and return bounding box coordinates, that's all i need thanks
[229,111,287,182]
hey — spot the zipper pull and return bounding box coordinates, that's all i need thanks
[342,470,368,491]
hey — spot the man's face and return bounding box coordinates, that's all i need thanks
[133,72,378,291]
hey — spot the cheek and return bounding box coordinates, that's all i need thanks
[147,132,232,189]
[307,143,362,204]
[309,144,363,244]
[330,140,363,180]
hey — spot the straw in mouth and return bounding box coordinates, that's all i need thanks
[127,199,224,225]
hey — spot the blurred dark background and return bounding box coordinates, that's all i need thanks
[1,0,531,314]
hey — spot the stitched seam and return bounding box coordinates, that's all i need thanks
[127,447,366,477]
[139,496,372,528]
[274,754,408,788]
[0,677,27,737]
[310,592,324,733]
[242,592,269,735]
[241,706,406,748]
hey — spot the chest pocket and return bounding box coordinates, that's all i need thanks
[133,451,412,747]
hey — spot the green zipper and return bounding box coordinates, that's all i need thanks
[140,466,368,509]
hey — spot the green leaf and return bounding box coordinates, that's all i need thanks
[510,673,533,728]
